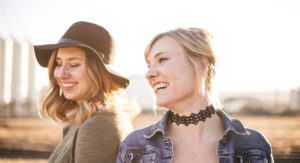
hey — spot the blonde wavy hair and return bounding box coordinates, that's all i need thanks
[40,49,124,124]
[145,28,221,108]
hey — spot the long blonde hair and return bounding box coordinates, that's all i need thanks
[40,49,124,124]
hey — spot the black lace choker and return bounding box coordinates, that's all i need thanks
[169,105,215,126]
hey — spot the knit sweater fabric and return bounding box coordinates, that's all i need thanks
[48,111,133,163]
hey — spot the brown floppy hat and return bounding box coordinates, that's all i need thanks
[34,21,129,88]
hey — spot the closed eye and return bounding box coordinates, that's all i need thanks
[55,61,62,67]
[70,64,81,67]
[159,57,168,64]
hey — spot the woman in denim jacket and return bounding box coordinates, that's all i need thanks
[117,28,274,163]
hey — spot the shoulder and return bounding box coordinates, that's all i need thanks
[74,112,123,154]
[245,127,272,149]
[128,125,153,138]
[78,112,118,137]
[78,111,133,138]
[73,112,126,162]
[217,108,271,153]
[121,112,168,146]
[120,123,157,147]
[230,119,272,153]
[87,111,117,123]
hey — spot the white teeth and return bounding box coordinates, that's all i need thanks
[153,82,169,92]
[62,83,75,88]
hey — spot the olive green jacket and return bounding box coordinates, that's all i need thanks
[48,111,133,163]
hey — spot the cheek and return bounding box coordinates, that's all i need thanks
[53,69,59,81]
[174,70,196,89]
[75,68,87,77]
[80,70,92,85]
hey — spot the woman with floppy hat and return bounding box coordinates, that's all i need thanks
[117,28,274,163]
[34,21,135,163]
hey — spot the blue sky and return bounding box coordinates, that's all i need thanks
[1,0,300,92]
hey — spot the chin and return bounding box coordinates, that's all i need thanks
[65,97,75,101]
[156,100,169,108]
[63,95,76,101]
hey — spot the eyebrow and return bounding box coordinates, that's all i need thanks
[146,52,168,64]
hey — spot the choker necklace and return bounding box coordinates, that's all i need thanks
[169,105,215,126]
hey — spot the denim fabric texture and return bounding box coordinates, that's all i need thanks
[117,109,274,163]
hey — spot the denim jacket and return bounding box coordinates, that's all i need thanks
[117,109,274,163]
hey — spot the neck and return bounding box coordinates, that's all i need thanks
[169,94,209,116]
[167,111,223,141]
[167,115,211,140]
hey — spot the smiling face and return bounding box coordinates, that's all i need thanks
[146,36,200,110]
[54,47,92,103]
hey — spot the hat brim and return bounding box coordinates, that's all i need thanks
[34,42,129,88]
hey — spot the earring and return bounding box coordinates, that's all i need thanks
[59,88,63,96]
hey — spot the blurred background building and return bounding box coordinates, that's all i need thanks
[0,36,299,118]
[0,37,37,118]
[1,0,300,118]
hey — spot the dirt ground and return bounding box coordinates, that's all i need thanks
[1,112,300,162]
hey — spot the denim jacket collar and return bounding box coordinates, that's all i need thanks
[218,109,249,136]
[143,111,169,139]
[144,109,249,139]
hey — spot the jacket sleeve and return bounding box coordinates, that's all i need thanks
[74,114,122,163]
[116,145,124,163]
[266,142,274,163]
[260,129,274,163]
[267,152,274,163]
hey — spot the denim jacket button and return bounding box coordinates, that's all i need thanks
[163,138,171,144]
[221,138,227,144]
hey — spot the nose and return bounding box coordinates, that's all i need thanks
[145,66,158,80]
[56,65,70,79]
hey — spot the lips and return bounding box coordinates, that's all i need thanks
[153,82,169,92]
